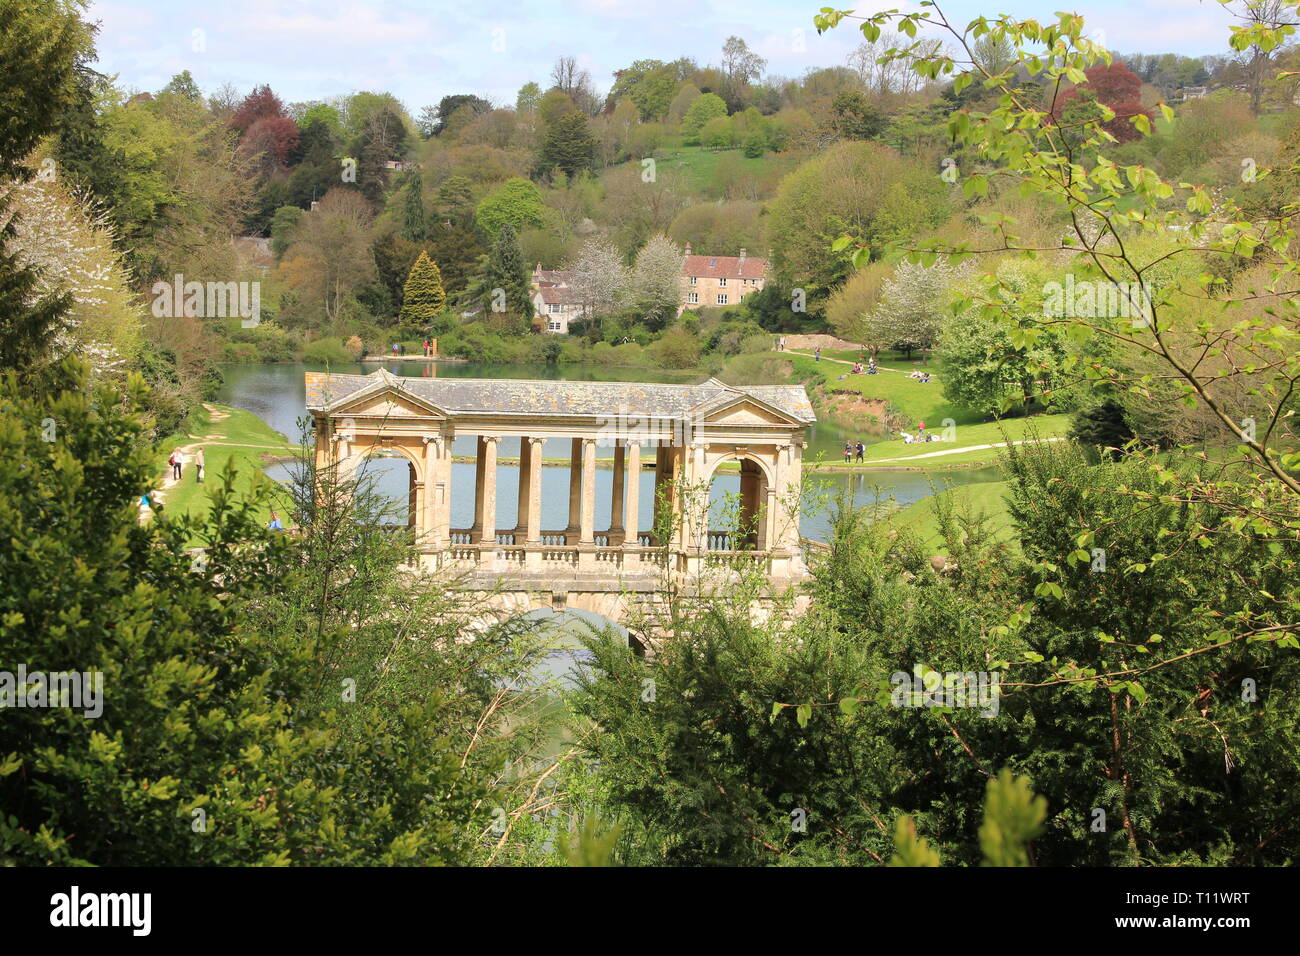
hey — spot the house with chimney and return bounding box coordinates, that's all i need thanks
[679,243,768,314]
[530,264,589,334]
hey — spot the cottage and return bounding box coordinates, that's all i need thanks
[680,243,768,313]
[530,264,591,334]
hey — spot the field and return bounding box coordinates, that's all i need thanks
[151,404,301,528]
[784,348,1072,469]
[885,478,1016,553]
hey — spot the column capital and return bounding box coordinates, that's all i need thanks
[581,436,598,446]
[422,434,443,446]
[528,436,546,447]
[482,435,499,446]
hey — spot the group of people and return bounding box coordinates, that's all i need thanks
[168,447,204,482]
[850,356,878,375]
[421,340,434,357]
[899,419,934,444]
[843,440,867,462]
[908,370,933,383]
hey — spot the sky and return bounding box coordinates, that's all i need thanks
[85,0,1246,111]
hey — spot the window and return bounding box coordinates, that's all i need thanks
[687,292,699,304]
[548,321,561,331]
[718,277,727,287]
[548,303,561,314]
[688,276,697,286]
[716,294,728,305]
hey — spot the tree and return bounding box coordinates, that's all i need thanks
[861,259,972,358]
[627,233,683,331]
[278,188,375,323]
[401,173,426,241]
[161,70,201,101]
[477,222,534,322]
[0,0,95,380]
[831,91,886,140]
[230,84,288,133]
[568,237,629,319]
[681,93,728,144]
[550,55,601,115]
[1052,62,1153,145]
[516,81,542,114]
[536,110,597,179]
[475,177,545,240]
[766,141,947,300]
[399,251,446,329]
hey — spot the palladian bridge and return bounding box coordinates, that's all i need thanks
[305,369,816,634]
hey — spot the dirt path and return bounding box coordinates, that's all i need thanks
[813,437,1065,468]
[787,349,929,377]
[141,404,252,519]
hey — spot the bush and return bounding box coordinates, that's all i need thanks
[302,336,354,365]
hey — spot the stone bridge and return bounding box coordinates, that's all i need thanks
[305,369,817,639]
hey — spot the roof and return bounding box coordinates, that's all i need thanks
[533,269,572,286]
[682,254,768,280]
[535,285,582,306]
[305,369,815,424]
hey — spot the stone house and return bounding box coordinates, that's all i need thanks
[530,264,589,334]
[680,243,769,314]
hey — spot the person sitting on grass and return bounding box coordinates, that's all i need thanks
[899,431,915,444]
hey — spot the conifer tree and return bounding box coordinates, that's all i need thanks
[399,250,446,328]
[479,223,534,322]
[401,174,426,241]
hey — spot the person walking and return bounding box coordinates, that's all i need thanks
[917,420,926,440]
[195,447,205,482]
[815,347,821,362]
[843,442,853,463]
[170,449,183,481]
[856,440,865,461]
[268,510,283,531]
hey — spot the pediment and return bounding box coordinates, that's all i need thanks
[700,396,798,426]
[331,386,446,421]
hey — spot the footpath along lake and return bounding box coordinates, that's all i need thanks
[215,360,1002,544]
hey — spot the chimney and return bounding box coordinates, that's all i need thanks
[738,248,747,268]
[684,242,692,256]
[535,262,542,275]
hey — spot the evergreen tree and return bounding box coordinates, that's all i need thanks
[479,223,534,323]
[536,111,598,180]
[400,251,446,329]
[401,173,426,241]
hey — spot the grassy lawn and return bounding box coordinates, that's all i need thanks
[784,348,1073,468]
[648,145,802,196]
[153,404,301,528]
[885,478,1017,553]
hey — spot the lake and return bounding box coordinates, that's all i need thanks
[215,360,1002,543]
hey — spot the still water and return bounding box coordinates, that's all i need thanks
[216,360,1001,543]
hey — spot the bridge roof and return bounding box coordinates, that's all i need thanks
[305,369,816,424]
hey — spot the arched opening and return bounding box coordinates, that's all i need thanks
[347,444,421,531]
[705,455,771,551]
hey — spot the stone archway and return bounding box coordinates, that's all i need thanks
[703,453,773,551]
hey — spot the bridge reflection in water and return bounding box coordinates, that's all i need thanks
[306,369,817,630]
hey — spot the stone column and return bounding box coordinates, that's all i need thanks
[624,443,641,547]
[565,437,582,542]
[524,437,544,570]
[471,436,498,544]
[609,440,625,543]
[579,437,597,544]
[422,436,441,552]
[515,436,533,541]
